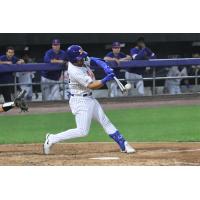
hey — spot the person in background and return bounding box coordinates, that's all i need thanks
[126,37,156,96]
[186,53,200,92]
[0,47,24,102]
[41,39,66,101]
[16,46,35,100]
[164,55,188,95]
[104,42,131,97]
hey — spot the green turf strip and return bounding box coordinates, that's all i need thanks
[0,105,200,144]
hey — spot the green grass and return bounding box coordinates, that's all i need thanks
[1,104,200,144]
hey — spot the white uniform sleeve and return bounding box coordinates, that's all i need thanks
[70,71,93,87]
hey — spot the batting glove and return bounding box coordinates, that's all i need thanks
[101,73,115,85]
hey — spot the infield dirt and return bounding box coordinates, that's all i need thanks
[0,142,200,166]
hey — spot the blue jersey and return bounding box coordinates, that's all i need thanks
[0,55,19,83]
[105,52,127,74]
[0,55,19,63]
[105,52,126,59]
[130,47,155,60]
[129,47,156,74]
[42,49,66,81]
[44,49,66,63]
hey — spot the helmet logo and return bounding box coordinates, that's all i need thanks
[79,49,84,55]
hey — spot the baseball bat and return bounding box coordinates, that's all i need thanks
[113,76,127,93]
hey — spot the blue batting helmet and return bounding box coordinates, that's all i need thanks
[66,45,88,63]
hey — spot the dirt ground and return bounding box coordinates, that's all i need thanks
[1,96,200,166]
[0,142,200,166]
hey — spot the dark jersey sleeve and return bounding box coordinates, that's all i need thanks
[44,50,52,63]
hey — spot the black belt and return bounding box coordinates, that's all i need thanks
[70,92,92,97]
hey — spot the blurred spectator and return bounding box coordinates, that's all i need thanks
[41,39,66,101]
[191,53,200,73]
[126,37,156,96]
[130,37,156,60]
[185,53,200,92]
[104,42,131,64]
[16,46,35,100]
[104,42,131,97]
[164,55,188,95]
[0,46,24,102]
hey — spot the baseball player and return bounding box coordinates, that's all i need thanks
[16,47,36,100]
[0,90,28,113]
[104,42,131,97]
[16,71,35,100]
[165,66,188,94]
[126,37,156,96]
[44,45,135,154]
[0,46,24,102]
[164,55,188,95]
[41,39,66,101]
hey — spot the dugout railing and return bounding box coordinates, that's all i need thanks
[0,58,200,101]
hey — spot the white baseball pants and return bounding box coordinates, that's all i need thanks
[49,96,117,144]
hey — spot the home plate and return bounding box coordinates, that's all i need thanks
[89,157,120,160]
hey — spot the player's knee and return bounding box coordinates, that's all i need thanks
[77,128,89,137]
